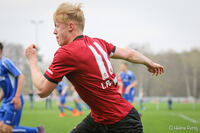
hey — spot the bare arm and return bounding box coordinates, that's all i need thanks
[25,44,57,98]
[15,74,24,98]
[61,85,68,96]
[10,74,24,110]
[112,47,164,76]
[125,80,138,94]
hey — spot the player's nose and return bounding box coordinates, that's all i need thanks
[53,28,57,35]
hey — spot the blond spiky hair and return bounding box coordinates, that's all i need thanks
[54,2,85,31]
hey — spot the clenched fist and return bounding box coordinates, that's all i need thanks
[25,44,37,61]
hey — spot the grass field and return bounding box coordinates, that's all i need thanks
[19,100,200,133]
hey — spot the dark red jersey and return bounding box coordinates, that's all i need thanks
[44,35,133,124]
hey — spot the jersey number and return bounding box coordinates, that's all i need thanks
[89,42,113,80]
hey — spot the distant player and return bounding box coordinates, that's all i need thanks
[25,2,164,132]
[167,91,172,110]
[0,42,44,133]
[28,89,34,109]
[71,86,83,115]
[116,74,124,96]
[120,62,138,103]
[45,93,52,109]
[139,88,145,111]
[55,81,78,117]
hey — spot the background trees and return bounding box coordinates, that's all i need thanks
[3,43,200,98]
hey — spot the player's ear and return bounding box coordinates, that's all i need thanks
[68,21,75,32]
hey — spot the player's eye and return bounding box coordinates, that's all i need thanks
[55,23,59,28]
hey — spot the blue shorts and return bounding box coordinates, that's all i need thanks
[0,102,23,126]
[59,95,67,104]
[123,89,136,103]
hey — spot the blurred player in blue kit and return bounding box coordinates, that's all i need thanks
[120,62,138,103]
[71,86,83,115]
[0,42,44,133]
[55,81,79,117]
[71,86,91,114]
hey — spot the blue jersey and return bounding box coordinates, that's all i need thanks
[120,70,136,92]
[56,81,67,96]
[0,57,23,104]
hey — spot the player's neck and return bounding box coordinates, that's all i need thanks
[70,31,83,43]
[123,69,128,73]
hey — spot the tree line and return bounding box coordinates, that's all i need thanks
[3,43,200,98]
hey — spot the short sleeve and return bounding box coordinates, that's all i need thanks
[44,49,76,84]
[94,38,116,57]
[3,58,21,77]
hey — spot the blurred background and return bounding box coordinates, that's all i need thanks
[0,0,199,133]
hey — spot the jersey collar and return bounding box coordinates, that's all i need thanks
[73,35,84,41]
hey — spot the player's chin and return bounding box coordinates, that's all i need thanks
[59,42,67,46]
[57,41,62,46]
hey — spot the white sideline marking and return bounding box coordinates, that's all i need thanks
[178,114,198,124]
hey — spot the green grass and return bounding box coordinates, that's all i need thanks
[19,101,200,133]
[20,101,88,133]
[135,102,200,133]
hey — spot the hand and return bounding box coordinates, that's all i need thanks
[11,96,21,110]
[125,86,131,94]
[147,62,164,76]
[61,91,65,96]
[25,44,37,61]
[118,89,123,96]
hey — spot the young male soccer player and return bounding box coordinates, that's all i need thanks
[0,42,44,133]
[120,62,138,103]
[25,2,164,133]
[55,81,78,117]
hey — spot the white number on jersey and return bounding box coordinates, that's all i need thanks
[88,42,114,80]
